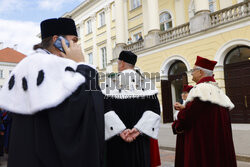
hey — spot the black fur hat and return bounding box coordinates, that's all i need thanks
[40,18,78,39]
[118,51,137,65]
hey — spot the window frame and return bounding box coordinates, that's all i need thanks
[86,19,92,34]
[101,47,107,69]
[99,11,106,27]
[133,32,142,42]
[130,0,141,10]
[0,70,3,78]
[160,12,173,31]
[88,52,93,65]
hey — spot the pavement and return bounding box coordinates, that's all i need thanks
[158,123,250,166]
[0,123,249,167]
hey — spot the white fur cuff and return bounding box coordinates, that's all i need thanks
[134,111,160,139]
[105,111,126,140]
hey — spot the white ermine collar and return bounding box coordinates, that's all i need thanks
[0,52,85,114]
[102,69,158,98]
[186,82,234,110]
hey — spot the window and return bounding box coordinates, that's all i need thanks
[0,70,3,78]
[87,20,92,34]
[189,0,216,18]
[133,32,142,42]
[88,53,93,64]
[112,3,115,20]
[101,47,107,68]
[99,11,105,27]
[224,46,250,65]
[160,12,173,31]
[131,0,141,10]
[209,0,216,12]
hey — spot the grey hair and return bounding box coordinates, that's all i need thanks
[196,66,213,76]
[124,62,135,69]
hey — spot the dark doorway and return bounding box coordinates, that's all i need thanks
[161,61,188,123]
[224,46,250,123]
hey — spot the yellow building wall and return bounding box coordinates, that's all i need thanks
[232,0,238,5]
[216,0,221,10]
[84,36,93,50]
[134,25,250,102]
[97,33,107,44]
[111,26,116,38]
[128,14,143,30]
[158,0,176,27]
[184,0,192,22]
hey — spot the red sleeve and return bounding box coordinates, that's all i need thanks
[175,98,207,132]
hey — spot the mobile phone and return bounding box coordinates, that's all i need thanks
[53,36,70,53]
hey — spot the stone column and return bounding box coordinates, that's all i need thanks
[79,21,86,61]
[115,0,126,45]
[105,5,113,72]
[190,0,211,33]
[143,0,160,48]
[91,15,98,67]
[113,0,126,59]
[175,0,185,26]
[146,0,160,33]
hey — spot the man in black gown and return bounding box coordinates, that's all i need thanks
[103,51,161,167]
[0,18,104,167]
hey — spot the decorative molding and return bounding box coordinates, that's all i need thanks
[0,62,17,66]
[160,55,191,76]
[137,18,250,58]
[97,40,107,46]
[97,31,106,37]
[98,25,106,30]
[104,4,111,12]
[128,23,143,32]
[214,39,250,66]
[85,37,93,43]
[84,46,93,52]
[128,13,142,22]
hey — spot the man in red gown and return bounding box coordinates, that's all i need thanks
[173,56,237,167]
[172,85,193,167]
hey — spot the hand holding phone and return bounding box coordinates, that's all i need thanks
[59,37,85,63]
[54,36,70,53]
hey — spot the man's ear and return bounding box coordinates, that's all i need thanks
[52,35,58,43]
[200,70,205,77]
[121,61,126,68]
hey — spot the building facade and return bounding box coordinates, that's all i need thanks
[0,48,26,88]
[64,0,250,123]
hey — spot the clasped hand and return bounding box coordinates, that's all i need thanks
[174,102,185,111]
[120,128,140,143]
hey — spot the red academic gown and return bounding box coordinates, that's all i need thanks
[173,77,237,167]
[150,138,161,167]
[172,121,185,167]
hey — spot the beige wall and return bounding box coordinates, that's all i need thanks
[135,25,250,102]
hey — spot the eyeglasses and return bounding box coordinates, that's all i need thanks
[190,68,201,73]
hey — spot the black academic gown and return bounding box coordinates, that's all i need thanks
[103,69,161,167]
[0,50,104,167]
[105,95,160,167]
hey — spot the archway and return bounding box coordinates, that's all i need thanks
[224,45,250,123]
[161,59,188,123]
